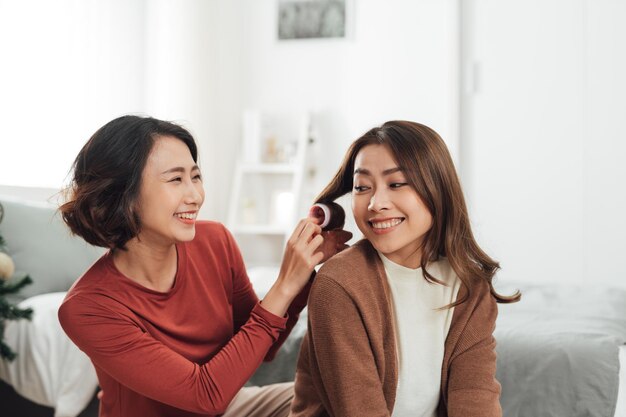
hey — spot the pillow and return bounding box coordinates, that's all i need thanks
[0,195,105,302]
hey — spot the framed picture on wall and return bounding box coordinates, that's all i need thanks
[277,0,350,40]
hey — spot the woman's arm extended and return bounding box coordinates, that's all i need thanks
[229,222,351,362]
[59,293,286,415]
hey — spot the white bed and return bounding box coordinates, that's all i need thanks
[0,292,98,417]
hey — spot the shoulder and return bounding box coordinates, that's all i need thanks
[60,254,132,314]
[317,240,379,286]
[467,276,496,306]
[312,240,387,308]
[60,289,124,319]
[452,275,498,336]
[60,253,147,325]
[308,241,394,338]
[59,283,134,338]
[64,252,118,297]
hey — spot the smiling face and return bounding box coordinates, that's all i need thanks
[352,144,433,268]
[134,135,205,247]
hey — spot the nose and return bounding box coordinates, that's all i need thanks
[184,180,204,207]
[368,188,390,212]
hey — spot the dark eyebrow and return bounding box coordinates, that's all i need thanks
[161,165,200,175]
[353,167,403,176]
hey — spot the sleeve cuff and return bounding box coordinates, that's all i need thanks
[253,302,289,330]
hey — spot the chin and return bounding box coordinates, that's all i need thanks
[175,228,197,242]
[370,236,407,258]
[367,238,391,254]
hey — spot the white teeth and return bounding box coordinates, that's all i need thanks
[175,212,196,220]
[371,218,402,229]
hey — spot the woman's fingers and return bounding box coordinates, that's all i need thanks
[285,218,353,275]
[265,220,351,316]
[289,218,322,242]
[308,233,325,256]
[316,229,353,263]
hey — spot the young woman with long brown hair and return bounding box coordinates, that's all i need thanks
[290,121,520,417]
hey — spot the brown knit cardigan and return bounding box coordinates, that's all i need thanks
[290,240,502,417]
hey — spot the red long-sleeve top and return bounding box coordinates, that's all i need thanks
[59,221,309,417]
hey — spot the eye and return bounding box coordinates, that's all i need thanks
[193,174,202,181]
[390,183,408,189]
[169,177,182,183]
[353,185,370,193]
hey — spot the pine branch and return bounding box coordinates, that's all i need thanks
[0,275,33,295]
[0,313,21,361]
[0,298,33,320]
[1,340,17,361]
[0,220,34,361]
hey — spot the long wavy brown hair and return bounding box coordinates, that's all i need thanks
[315,121,520,306]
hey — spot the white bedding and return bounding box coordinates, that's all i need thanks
[0,292,98,417]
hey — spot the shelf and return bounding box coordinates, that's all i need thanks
[227,110,311,267]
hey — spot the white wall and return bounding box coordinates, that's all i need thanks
[462,0,626,287]
[1,0,459,222]
[584,0,626,286]
[3,1,622,287]
[0,0,216,220]
[0,0,146,188]
[141,0,216,219]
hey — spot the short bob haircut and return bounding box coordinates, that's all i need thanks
[315,120,520,305]
[60,115,198,250]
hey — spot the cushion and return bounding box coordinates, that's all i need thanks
[0,195,104,303]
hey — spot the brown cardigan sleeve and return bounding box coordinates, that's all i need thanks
[445,283,502,417]
[291,274,392,417]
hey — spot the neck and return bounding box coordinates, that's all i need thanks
[113,238,178,292]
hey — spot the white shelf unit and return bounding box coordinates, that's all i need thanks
[227,111,314,268]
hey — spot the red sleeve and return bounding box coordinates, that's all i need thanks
[58,293,287,415]
[221,224,312,362]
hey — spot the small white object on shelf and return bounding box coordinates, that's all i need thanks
[227,111,313,267]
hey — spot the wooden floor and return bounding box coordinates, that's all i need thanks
[0,379,99,417]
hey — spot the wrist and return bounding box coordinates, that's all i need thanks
[260,280,297,318]
[273,274,302,299]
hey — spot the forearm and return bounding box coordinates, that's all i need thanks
[264,275,313,361]
[260,285,293,317]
